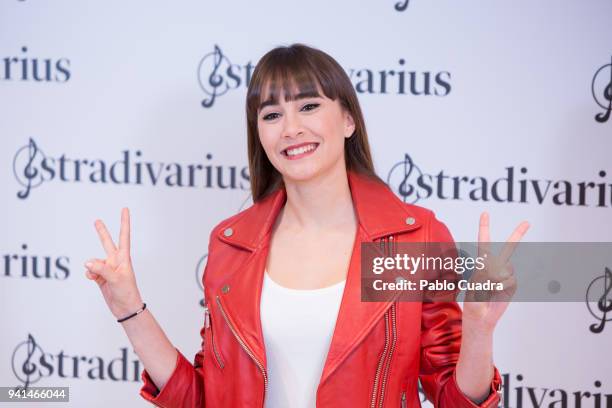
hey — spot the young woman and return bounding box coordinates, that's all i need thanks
[85,44,528,407]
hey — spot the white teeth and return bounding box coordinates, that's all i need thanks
[285,143,317,157]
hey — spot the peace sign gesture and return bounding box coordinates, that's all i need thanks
[461,212,530,332]
[84,208,144,320]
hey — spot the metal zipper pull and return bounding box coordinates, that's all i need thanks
[204,305,210,329]
[401,390,406,408]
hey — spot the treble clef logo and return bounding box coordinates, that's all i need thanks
[387,153,425,204]
[395,0,410,11]
[21,335,36,389]
[592,56,612,124]
[11,334,45,389]
[586,267,612,334]
[13,138,47,199]
[198,45,233,108]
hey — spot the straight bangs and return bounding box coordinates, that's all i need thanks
[247,51,342,120]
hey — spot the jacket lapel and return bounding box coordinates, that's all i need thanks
[213,188,285,369]
[212,170,424,381]
[318,172,423,385]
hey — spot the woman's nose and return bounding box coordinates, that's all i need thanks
[281,110,304,138]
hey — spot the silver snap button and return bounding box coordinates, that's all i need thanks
[222,285,230,294]
[405,217,416,225]
[223,227,233,237]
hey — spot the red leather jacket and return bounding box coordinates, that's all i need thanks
[139,170,502,407]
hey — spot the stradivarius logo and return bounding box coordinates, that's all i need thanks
[11,334,142,388]
[592,56,612,123]
[12,138,250,199]
[197,45,255,108]
[197,45,452,109]
[387,153,611,208]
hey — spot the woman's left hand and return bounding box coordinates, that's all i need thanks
[461,212,530,333]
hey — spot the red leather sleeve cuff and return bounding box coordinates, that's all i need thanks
[139,347,190,407]
[445,366,502,408]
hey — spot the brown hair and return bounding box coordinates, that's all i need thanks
[246,43,384,202]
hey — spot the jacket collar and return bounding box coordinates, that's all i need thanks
[216,170,422,249]
[213,170,424,389]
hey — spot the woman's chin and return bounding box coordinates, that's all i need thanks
[280,166,324,184]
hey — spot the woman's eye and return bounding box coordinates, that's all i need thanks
[262,112,280,121]
[301,103,320,111]
[261,103,319,121]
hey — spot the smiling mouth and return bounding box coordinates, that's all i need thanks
[282,143,319,158]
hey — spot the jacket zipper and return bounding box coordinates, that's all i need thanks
[371,235,398,408]
[401,390,407,408]
[204,304,225,369]
[378,302,397,408]
[370,310,390,408]
[380,236,398,408]
[216,295,268,407]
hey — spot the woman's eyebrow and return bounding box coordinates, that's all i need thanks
[258,91,321,112]
[289,90,321,101]
[258,99,277,111]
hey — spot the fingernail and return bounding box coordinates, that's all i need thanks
[85,262,93,268]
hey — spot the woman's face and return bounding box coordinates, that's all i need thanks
[257,83,355,184]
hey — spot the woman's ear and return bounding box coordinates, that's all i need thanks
[344,111,356,138]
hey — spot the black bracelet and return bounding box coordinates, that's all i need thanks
[117,303,147,323]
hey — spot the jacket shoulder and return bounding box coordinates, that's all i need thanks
[400,201,435,220]
[208,205,252,238]
[397,201,453,241]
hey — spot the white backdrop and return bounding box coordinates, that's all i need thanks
[1,0,611,406]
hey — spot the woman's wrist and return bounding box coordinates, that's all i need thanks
[117,303,147,323]
[455,318,496,403]
[462,319,495,340]
[113,297,145,320]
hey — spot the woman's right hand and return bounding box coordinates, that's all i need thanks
[85,207,144,321]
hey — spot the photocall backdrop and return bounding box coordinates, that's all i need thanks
[1,1,611,407]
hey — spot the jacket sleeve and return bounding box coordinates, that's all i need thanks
[419,210,502,408]
[139,336,205,407]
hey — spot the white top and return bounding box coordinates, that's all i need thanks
[260,269,346,408]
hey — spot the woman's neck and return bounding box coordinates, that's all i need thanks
[279,167,357,232]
